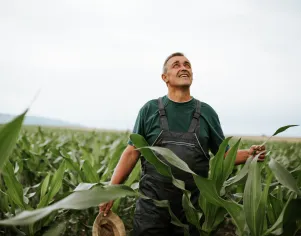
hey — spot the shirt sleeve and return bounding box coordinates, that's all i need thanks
[208,112,230,156]
[127,107,145,146]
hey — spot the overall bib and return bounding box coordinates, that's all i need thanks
[132,97,210,236]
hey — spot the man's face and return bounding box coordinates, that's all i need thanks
[162,56,193,88]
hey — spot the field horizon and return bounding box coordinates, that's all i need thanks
[16,124,301,143]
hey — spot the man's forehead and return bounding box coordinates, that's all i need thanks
[167,56,190,65]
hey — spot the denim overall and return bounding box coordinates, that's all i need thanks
[132,97,210,236]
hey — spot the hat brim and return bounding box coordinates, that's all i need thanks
[92,211,126,236]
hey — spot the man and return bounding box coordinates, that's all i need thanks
[99,52,266,235]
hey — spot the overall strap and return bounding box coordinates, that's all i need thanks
[158,97,169,130]
[188,100,201,133]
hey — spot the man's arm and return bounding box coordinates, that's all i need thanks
[234,149,251,165]
[225,146,266,165]
[110,144,140,185]
[99,144,140,216]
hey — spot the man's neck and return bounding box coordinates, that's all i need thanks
[167,88,192,103]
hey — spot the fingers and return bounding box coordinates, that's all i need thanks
[249,145,267,162]
[98,201,114,216]
[254,150,266,156]
[99,203,106,213]
[254,145,265,151]
[104,201,113,216]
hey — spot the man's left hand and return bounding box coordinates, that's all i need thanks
[249,145,266,161]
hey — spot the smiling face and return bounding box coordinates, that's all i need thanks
[161,55,193,89]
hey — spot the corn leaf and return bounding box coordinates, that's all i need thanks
[261,125,299,146]
[223,138,241,184]
[130,134,170,177]
[182,191,202,231]
[200,197,220,233]
[272,125,299,137]
[0,110,27,171]
[209,137,231,192]
[124,159,141,186]
[150,198,190,236]
[100,140,125,181]
[243,155,264,236]
[130,134,201,231]
[38,161,66,208]
[3,161,25,209]
[43,221,66,236]
[131,134,246,235]
[281,199,301,236]
[269,158,301,195]
[74,183,99,191]
[82,160,99,183]
[0,185,137,225]
[263,192,295,235]
[223,157,252,188]
[193,175,246,235]
[40,173,51,199]
[144,146,196,175]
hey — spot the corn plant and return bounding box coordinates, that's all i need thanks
[0,112,140,235]
[129,128,301,236]
[0,111,300,236]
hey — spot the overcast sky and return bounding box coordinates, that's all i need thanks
[0,0,300,137]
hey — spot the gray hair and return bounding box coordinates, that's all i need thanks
[162,52,185,73]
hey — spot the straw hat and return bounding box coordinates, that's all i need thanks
[92,211,126,236]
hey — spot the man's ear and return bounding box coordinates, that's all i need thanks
[161,74,168,83]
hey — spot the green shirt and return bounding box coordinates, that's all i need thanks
[128,95,228,155]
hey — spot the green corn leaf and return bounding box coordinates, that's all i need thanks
[193,175,246,235]
[74,183,99,191]
[43,221,66,236]
[201,198,219,233]
[0,189,9,213]
[100,140,125,181]
[182,191,202,231]
[0,184,137,226]
[209,137,231,192]
[261,125,299,146]
[223,157,252,188]
[149,198,190,236]
[281,199,301,236]
[113,158,140,212]
[61,151,85,181]
[212,207,227,231]
[269,194,284,223]
[40,173,51,199]
[259,171,274,233]
[0,110,27,171]
[263,192,295,235]
[82,160,99,183]
[269,158,301,195]
[144,146,196,175]
[223,138,241,185]
[124,159,141,186]
[130,134,201,231]
[3,161,25,209]
[272,125,299,137]
[38,161,66,208]
[130,134,171,178]
[243,155,264,236]
[48,161,66,200]
[131,134,246,235]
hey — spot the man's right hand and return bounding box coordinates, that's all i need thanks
[98,145,140,216]
[99,200,114,216]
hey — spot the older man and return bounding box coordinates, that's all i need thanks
[99,52,265,236]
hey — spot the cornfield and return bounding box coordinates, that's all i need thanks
[0,111,300,236]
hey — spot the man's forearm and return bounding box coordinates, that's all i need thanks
[234,149,250,165]
[110,145,140,185]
